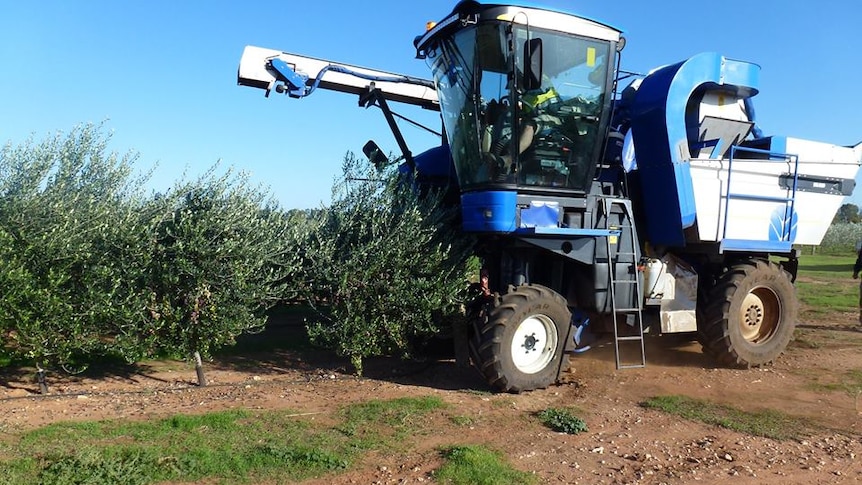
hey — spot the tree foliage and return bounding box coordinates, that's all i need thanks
[0,125,150,368]
[141,169,295,360]
[304,154,473,374]
[0,127,474,377]
[834,203,861,224]
[0,125,297,370]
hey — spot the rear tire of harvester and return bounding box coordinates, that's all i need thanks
[699,260,797,367]
[476,284,570,393]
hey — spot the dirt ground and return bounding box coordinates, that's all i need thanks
[2,306,862,484]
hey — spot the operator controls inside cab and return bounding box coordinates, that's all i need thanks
[415,2,622,196]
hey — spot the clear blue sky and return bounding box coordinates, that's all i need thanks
[2,1,861,209]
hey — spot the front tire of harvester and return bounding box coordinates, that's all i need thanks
[477,284,570,393]
[700,260,797,367]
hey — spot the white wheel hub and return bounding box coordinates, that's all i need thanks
[739,286,780,344]
[511,314,558,374]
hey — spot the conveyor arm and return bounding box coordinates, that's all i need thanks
[237,45,439,110]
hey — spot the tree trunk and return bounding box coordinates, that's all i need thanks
[193,351,207,387]
[36,363,48,394]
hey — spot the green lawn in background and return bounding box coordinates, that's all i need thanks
[795,253,858,319]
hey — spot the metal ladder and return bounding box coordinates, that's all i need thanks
[602,197,646,369]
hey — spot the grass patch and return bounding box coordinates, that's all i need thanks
[797,253,856,275]
[536,407,588,435]
[796,254,858,318]
[460,389,493,397]
[641,395,809,440]
[449,415,478,427]
[337,396,444,448]
[435,445,535,485]
[807,369,862,395]
[789,328,821,349]
[0,396,442,485]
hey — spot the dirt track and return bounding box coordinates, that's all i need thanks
[2,309,862,484]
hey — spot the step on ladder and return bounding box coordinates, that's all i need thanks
[602,197,646,369]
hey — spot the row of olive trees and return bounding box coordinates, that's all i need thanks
[0,125,474,383]
[0,125,296,383]
[817,221,862,255]
[787,204,862,255]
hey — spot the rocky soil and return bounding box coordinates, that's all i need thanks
[2,311,861,484]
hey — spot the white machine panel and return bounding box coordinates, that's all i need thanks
[691,138,861,246]
[238,45,440,109]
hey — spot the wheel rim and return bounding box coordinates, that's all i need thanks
[510,314,558,374]
[738,286,781,344]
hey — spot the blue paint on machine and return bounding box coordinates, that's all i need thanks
[630,52,760,247]
[769,206,798,242]
[461,191,518,233]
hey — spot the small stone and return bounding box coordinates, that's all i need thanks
[722,453,733,462]
[591,446,605,454]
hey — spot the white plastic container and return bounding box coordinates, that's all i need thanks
[642,258,666,300]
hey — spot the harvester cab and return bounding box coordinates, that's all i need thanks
[414,1,620,201]
[237,1,862,393]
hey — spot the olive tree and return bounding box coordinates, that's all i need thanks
[141,168,296,384]
[304,153,473,374]
[0,125,151,381]
[0,126,300,389]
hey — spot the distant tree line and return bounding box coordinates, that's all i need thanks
[796,203,862,255]
[834,203,861,224]
[0,125,471,386]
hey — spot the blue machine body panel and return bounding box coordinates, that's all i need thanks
[413,145,455,180]
[630,52,760,247]
[397,144,458,194]
[461,191,518,233]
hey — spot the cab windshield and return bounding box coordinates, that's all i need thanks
[427,22,612,192]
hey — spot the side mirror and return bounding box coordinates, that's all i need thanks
[363,140,389,170]
[523,38,543,91]
[616,36,627,53]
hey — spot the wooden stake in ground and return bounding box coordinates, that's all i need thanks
[193,351,207,387]
[35,362,48,395]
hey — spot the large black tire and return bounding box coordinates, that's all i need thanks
[699,260,797,367]
[476,284,570,392]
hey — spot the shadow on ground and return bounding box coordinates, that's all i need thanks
[0,314,733,397]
